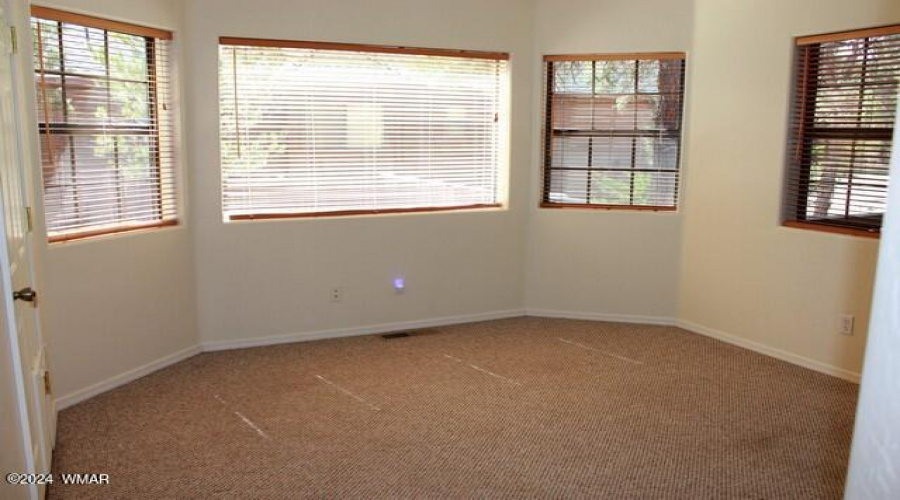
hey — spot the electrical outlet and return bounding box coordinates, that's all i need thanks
[840,315,855,336]
[330,287,344,302]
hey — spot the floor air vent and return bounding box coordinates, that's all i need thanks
[381,329,438,339]
[381,332,411,339]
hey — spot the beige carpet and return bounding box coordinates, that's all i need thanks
[49,317,858,499]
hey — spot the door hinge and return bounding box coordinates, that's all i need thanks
[25,206,33,232]
[9,26,17,55]
[43,371,52,395]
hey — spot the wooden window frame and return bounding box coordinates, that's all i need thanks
[217,37,509,221]
[784,24,900,239]
[31,6,172,40]
[32,6,177,243]
[540,52,686,212]
[218,37,508,61]
[229,204,502,221]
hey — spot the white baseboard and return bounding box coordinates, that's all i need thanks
[526,309,859,383]
[676,319,861,383]
[55,310,525,410]
[55,308,859,410]
[526,308,676,326]
[55,344,202,410]
[201,309,527,352]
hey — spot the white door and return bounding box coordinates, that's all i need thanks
[0,3,54,499]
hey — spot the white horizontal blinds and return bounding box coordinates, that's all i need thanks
[218,40,508,219]
[787,26,900,234]
[32,9,176,242]
[543,55,686,209]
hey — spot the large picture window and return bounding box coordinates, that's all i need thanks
[32,7,177,242]
[785,25,900,237]
[218,38,509,220]
[541,53,686,210]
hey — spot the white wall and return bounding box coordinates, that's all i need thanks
[678,0,900,378]
[27,0,898,405]
[845,99,900,499]
[26,0,198,402]
[181,0,533,346]
[525,0,693,320]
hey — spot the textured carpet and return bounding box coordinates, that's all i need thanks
[49,317,858,499]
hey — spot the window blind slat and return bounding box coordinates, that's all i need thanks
[218,42,507,220]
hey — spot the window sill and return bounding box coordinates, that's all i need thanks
[48,219,180,245]
[782,220,880,239]
[539,202,677,213]
[226,204,504,222]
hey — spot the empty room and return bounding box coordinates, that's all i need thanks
[1,0,899,498]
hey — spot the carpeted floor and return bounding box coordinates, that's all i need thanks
[49,317,858,499]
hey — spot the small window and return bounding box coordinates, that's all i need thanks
[218,38,509,220]
[785,25,900,237]
[541,53,686,210]
[31,7,178,242]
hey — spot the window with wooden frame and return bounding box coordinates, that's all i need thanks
[541,53,686,210]
[218,38,509,220]
[785,25,900,237]
[32,7,177,243]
